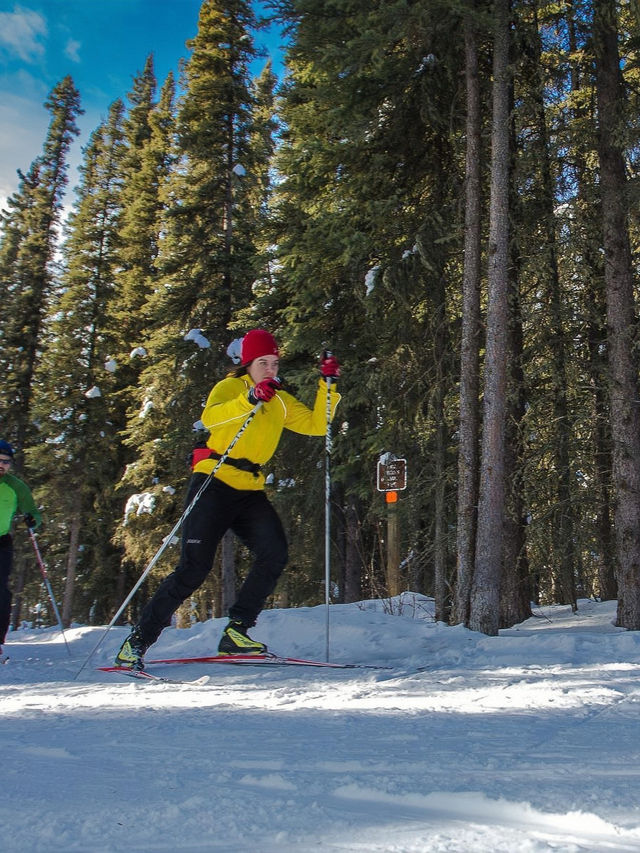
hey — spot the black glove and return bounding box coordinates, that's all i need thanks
[25,514,37,531]
[248,378,281,405]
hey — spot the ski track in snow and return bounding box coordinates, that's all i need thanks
[2,596,640,852]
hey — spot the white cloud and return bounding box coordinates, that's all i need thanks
[0,88,49,209]
[0,6,47,62]
[0,84,96,214]
[64,38,81,63]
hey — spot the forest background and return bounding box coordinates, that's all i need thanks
[2,0,640,639]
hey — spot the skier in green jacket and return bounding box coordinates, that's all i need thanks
[0,440,42,656]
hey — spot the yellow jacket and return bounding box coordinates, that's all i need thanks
[195,375,341,491]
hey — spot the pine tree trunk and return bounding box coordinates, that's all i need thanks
[593,0,640,628]
[584,256,616,600]
[469,0,511,636]
[343,496,362,603]
[527,5,577,610]
[1,78,80,452]
[501,276,532,627]
[62,510,82,628]
[566,2,616,601]
[588,324,617,600]
[455,9,482,626]
[496,36,532,629]
[433,318,450,624]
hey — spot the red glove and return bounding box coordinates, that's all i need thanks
[249,378,281,405]
[321,353,340,378]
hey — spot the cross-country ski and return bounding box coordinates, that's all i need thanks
[97,666,210,685]
[142,652,389,669]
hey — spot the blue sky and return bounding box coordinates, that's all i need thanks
[0,1,284,209]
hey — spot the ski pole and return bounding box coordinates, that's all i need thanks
[324,353,333,662]
[27,525,72,657]
[74,400,263,679]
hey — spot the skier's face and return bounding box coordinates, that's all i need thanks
[248,355,280,385]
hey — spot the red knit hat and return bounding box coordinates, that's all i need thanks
[241,329,279,365]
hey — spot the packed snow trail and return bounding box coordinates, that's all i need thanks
[2,595,640,852]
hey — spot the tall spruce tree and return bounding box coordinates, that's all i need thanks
[29,100,127,625]
[455,1,485,626]
[593,0,640,628]
[107,66,177,614]
[521,1,577,610]
[0,76,82,458]
[6,0,640,628]
[108,56,169,387]
[116,0,272,622]
[469,0,512,636]
[564,0,615,601]
[271,0,468,604]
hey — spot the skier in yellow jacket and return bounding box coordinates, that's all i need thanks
[115,329,341,669]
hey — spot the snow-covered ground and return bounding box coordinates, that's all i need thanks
[2,594,640,852]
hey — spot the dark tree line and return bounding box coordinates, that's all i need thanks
[2,0,640,636]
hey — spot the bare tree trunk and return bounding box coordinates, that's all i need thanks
[470,0,511,636]
[433,352,449,623]
[593,0,640,628]
[455,7,483,626]
[526,3,578,611]
[565,0,616,601]
[584,259,616,600]
[501,477,530,626]
[62,507,82,627]
[501,275,532,627]
[589,341,617,601]
[344,496,362,602]
[497,33,532,628]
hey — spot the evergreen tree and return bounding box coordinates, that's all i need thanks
[4,0,640,628]
[592,0,640,628]
[106,64,178,614]
[29,100,127,625]
[271,0,467,605]
[116,0,273,621]
[108,56,170,385]
[564,0,615,601]
[454,0,485,626]
[0,76,82,457]
[520,0,577,611]
[469,0,512,636]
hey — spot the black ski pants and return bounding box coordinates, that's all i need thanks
[138,474,288,646]
[0,534,13,645]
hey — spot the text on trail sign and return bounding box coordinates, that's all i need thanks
[377,458,408,492]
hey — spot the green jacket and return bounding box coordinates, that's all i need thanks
[0,473,42,537]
